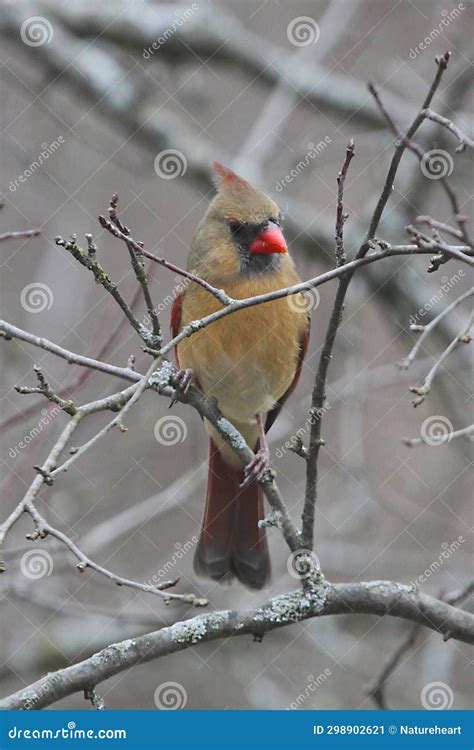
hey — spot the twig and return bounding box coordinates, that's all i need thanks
[415,215,464,242]
[98,214,233,306]
[335,139,355,266]
[421,109,474,152]
[409,312,472,406]
[0,228,41,241]
[107,194,162,343]
[398,287,473,370]
[55,234,157,347]
[0,320,139,383]
[368,63,472,250]
[366,623,420,709]
[302,141,356,549]
[15,366,77,416]
[402,423,474,447]
[366,583,474,709]
[363,52,451,255]
[26,505,202,606]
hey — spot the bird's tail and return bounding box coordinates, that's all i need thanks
[193,438,270,589]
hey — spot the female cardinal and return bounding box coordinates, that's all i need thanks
[171,162,310,589]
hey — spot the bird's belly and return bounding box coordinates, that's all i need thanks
[178,301,300,423]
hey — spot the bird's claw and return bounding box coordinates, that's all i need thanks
[169,368,193,407]
[240,446,270,488]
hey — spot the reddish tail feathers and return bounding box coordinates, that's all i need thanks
[194,439,270,589]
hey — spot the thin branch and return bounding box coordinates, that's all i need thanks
[366,583,474,709]
[362,52,451,254]
[1,581,472,710]
[107,194,162,343]
[366,623,420,709]
[55,234,156,347]
[0,320,139,383]
[98,214,233,306]
[0,228,41,241]
[26,505,203,606]
[409,312,472,406]
[415,215,464,242]
[398,287,473,370]
[335,139,355,265]
[402,423,474,447]
[421,109,474,152]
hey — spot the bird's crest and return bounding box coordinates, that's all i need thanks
[211,162,279,224]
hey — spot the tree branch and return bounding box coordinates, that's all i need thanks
[1,581,472,710]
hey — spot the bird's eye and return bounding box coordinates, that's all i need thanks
[229,219,244,232]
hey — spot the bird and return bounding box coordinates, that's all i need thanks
[171,162,310,589]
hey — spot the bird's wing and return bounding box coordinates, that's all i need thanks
[265,321,310,433]
[170,293,183,366]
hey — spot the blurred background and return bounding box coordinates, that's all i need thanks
[0,0,472,710]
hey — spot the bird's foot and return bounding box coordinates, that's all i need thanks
[169,368,194,406]
[240,443,270,488]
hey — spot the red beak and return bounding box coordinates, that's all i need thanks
[248,222,288,254]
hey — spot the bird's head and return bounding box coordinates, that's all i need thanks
[190,162,289,281]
